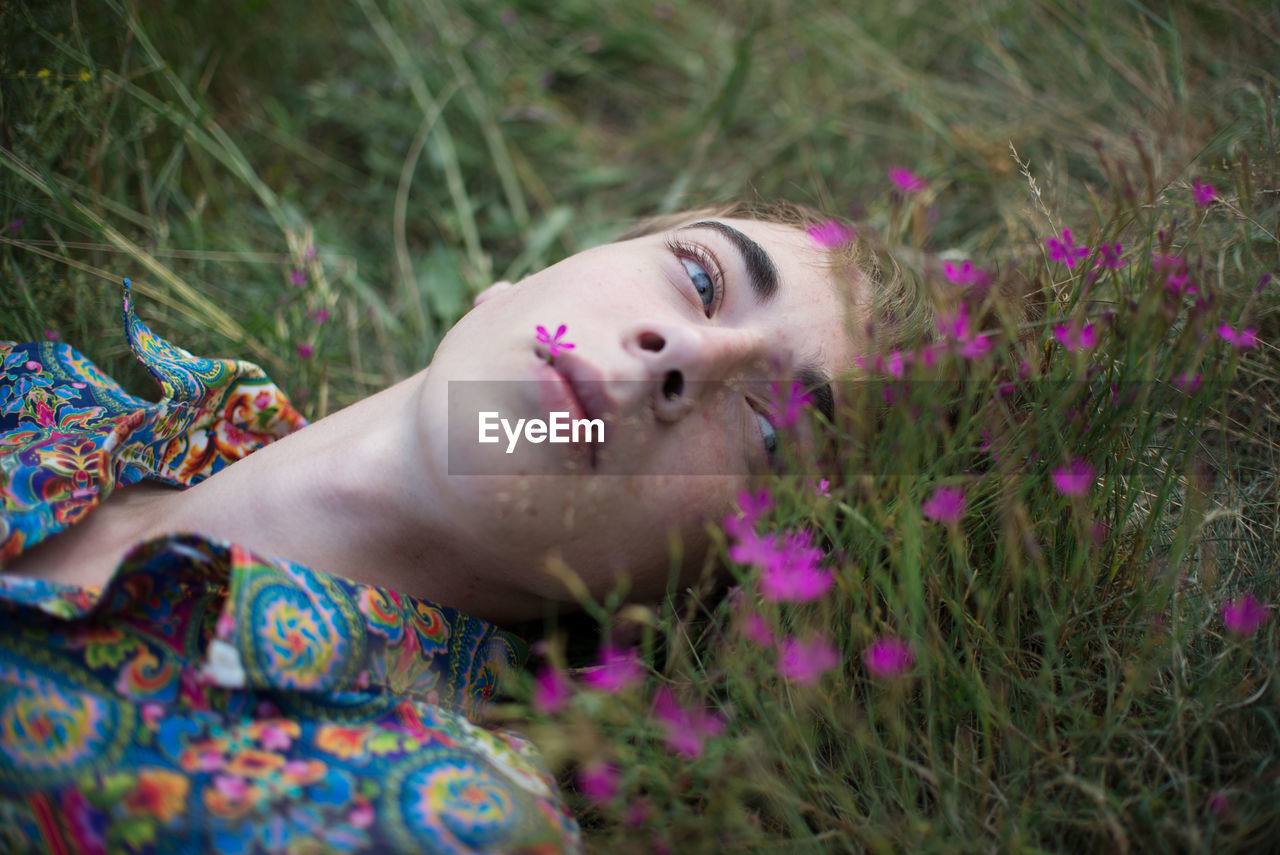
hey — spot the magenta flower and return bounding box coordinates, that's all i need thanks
[289,267,307,287]
[724,488,772,540]
[1096,242,1126,269]
[1218,323,1259,350]
[307,307,331,324]
[1172,371,1202,393]
[531,664,572,715]
[942,259,991,287]
[303,245,317,261]
[1046,228,1089,268]
[652,687,724,758]
[768,378,812,428]
[814,478,831,498]
[1220,593,1267,637]
[1207,790,1231,818]
[536,324,576,358]
[4,218,24,232]
[728,528,782,569]
[1051,459,1095,496]
[757,531,834,603]
[740,612,775,646]
[922,485,966,524]
[777,634,841,685]
[956,334,993,360]
[577,761,619,804]
[1052,320,1098,352]
[807,220,855,248]
[44,329,60,341]
[296,343,314,360]
[936,303,973,340]
[1192,180,1216,207]
[888,167,926,194]
[580,645,643,693]
[863,637,913,679]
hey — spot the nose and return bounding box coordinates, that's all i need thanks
[622,321,764,422]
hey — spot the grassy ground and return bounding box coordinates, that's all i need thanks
[3,0,1278,852]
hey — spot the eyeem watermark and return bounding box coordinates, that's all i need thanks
[478,411,604,453]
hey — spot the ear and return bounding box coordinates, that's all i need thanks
[472,280,514,307]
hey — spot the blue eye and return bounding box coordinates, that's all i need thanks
[679,256,717,315]
[755,410,778,463]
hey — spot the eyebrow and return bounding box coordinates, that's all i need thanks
[682,220,778,303]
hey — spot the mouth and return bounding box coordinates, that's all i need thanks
[534,352,613,469]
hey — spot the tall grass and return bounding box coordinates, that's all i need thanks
[2,0,1277,851]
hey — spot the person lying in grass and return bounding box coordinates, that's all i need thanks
[0,204,912,854]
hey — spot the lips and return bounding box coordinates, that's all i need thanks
[533,352,618,469]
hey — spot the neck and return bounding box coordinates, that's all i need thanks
[138,373,542,626]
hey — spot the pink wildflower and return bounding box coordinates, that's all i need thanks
[724,488,771,539]
[1220,593,1267,637]
[652,687,724,758]
[757,531,833,603]
[44,329,60,341]
[1207,790,1231,818]
[956,334,992,360]
[1096,242,1126,269]
[728,528,781,569]
[768,378,812,428]
[4,218,23,231]
[307,307,331,324]
[740,612,775,647]
[942,259,991,287]
[580,646,643,693]
[1192,180,1216,207]
[814,478,831,498]
[888,167,926,194]
[577,761,619,804]
[535,324,576,358]
[289,267,307,287]
[1172,372,1202,393]
[777,634,841,685]
[1218,324,1259,349]
[1052,320,1098,351]
[531,664,572,715]
[1051,459,1095,496]
[863,637,913,679]
[935,303,992,359]
[1046,228,1089,268]
[807,220,855,249]
[922,485,966,524]
[296,343,314,360]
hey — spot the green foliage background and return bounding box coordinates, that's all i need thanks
[2,1,1278,852]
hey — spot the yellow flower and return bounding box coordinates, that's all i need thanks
[37,69,51,78]
[79,70,91,82]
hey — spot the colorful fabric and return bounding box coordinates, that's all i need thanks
[0,283,580,854]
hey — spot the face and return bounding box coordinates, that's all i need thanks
[416,218,862,604]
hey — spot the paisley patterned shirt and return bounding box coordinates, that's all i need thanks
[0,283,580,854]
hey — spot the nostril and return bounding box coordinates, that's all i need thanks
[639,331,665,352]
[662,370,683,401]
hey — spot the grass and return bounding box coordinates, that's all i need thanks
[2,0,1278,852]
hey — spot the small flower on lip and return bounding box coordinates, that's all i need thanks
[536,324,576,359]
